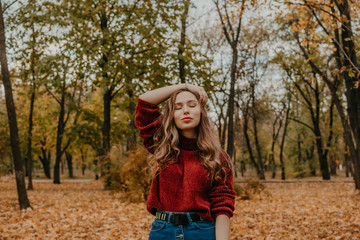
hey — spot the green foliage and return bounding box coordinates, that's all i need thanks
[105,146,151,202]
[0,156,13,176]
[292,163,306,178]
[234,180,270,200]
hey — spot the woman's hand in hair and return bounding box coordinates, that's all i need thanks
[138,83,208,106]
[186,84,208,106]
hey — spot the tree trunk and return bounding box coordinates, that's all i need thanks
[61,156,65,175]
[221,111,227,149]
[329,154,337,175]
[26,88,35,190]
[218,114,223,147]
[80,148,86,176]
[24,157,28,177]
[279,97,291,180]
[26,0,37,191]
[101,89,111,177]
[39,146,51,179]
[306,144,316,176]
[226,44,238,161]
[271,138,277,179]
[270,140,276,179]
[345,154,349,177]
[344,143,350,177]
[314,82,330,180]
[178,0,190,83]
[314,128,330,180]
[240,159,245,177]
[99,9,111,178]
[252,90,265,180]
[253,113,265,179]
[243,109,262,178]
[65,151,73,178]
[53,91,65,184]
[297,133,302,165]
[271,114,283,179]
[337,0,360,189]
[127,89,137,152]
[0,1,31,209]
[102,90,111,153]
[233,147,238,177]
[215,0,245,162]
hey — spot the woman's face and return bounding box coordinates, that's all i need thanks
[173,91,201,138]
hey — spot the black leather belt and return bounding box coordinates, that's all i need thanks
[155,211,205,226]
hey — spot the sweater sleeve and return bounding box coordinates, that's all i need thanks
[134,98,162,154]
[209,152,236,219]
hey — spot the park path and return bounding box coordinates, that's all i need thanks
[31,179,94,183]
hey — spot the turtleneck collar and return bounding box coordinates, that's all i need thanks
[179,134,198,151]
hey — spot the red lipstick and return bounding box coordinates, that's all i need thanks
[182,117,193,122]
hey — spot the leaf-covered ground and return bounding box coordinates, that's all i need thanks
[1,177,360,239]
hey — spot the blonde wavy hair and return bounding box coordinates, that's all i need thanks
[149,88,231,183]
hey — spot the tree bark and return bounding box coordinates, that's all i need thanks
[98,9,112,178]
[226,43,237,161]
[215,0,246,161]
[297,133,302,165]
[80,148,86,176]
[127,89,137,152]
[101,89,111,176]
[271,113,283,179]
[39,145,51,179]
[26,0,37,191]
[243,106,262,178]
[336,0,360,189]
[65,151,73,178]
[0,0,31,209]
[279,96,291,180]
[26,87,35,190]
[345,152,349,177]
[305,144,316,176]
[252,87,265,180]
[314,81,330,180]
[329,154,337,175]
[221,110,228,149]
[178,0,190,83]
[53,90,65,184]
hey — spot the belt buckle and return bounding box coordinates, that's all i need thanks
[171,214,189,226]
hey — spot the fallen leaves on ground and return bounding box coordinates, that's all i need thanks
[231,182,360,239]
[1,178,360,239]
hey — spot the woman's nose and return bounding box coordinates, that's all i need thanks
[183,106,190,114]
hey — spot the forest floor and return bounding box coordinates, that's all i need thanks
[1,175,360,240]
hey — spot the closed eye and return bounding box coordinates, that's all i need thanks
[188,101,197,107]
[174,104,182,110]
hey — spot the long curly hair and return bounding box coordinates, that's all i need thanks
[149,88,231,183]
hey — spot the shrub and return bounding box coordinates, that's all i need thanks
[0,157,13,176]
[234,179,270,200]
[105,145,151,202]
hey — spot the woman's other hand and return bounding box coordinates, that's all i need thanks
[186,83,208,106]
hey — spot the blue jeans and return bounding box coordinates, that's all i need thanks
[148,211,215,240]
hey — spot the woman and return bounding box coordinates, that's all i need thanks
[135,83,235,240]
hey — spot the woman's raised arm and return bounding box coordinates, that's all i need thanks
[139,83,208,105]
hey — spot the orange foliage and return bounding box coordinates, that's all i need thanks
[105,146,151,202]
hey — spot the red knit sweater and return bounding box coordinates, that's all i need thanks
[135,98,236,221]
